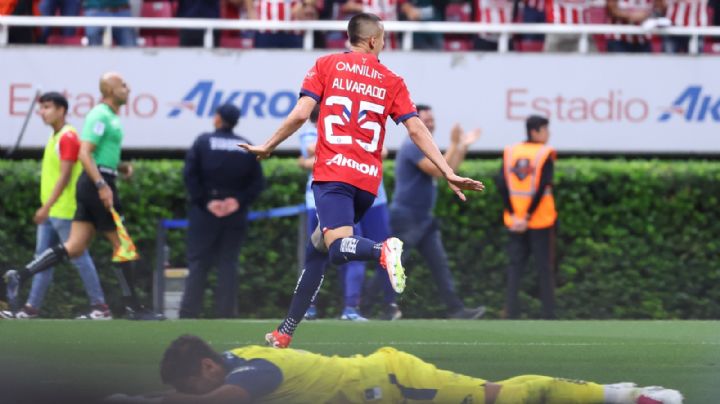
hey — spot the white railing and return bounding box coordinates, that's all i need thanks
[1,15,719,53]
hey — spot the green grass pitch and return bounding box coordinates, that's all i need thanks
[0,320,717,403]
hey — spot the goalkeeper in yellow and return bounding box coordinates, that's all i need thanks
[150,335,682,404]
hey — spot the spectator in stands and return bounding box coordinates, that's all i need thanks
[390,104,485,320]
[83,0,138,46]
[519,0,547,49]
[180,104,264,319]
[496,115,557,319]
[663,0,709,53]
[176,0,221,47]
[1,0,39,44]
[38,0,81,42]
[607,0,666,52]
[398,0,443,49]
[544,0,593,52]
[252,0,319,48]
[327,0,400,49]
[473,0,514,51]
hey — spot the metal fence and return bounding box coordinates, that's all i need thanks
[2,15,720,53]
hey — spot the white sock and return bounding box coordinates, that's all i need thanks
[603,383,638,404]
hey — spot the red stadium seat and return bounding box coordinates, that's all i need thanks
[326,36,349,49]
[219,32,254,48]
[445,2,472,22]
[586,6,608,52]
[152,34,181,47]
[444,2,473,51]
[141,1,174,18]
[444,37,473,51]
[140,1,177,43]
[46,34,85,46]
[516,39,544,52]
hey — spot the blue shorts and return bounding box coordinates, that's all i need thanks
[307,203,390,240]
[312,181,376,231]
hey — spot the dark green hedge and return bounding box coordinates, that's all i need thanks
[1,159,718,319]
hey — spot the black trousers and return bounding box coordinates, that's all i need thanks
[505,226,556,319]
[179,205,247,318]
[390,209,464,313]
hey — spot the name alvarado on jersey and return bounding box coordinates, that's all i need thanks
[331,61,387,100]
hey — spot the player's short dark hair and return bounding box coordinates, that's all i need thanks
[526,115,549,140]
[348,13,382,45]
[160,335,224,388]
[416,104,432,113]
[309,104,320,124]
[39,92,69,115]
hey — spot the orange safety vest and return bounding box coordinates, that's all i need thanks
[503,142,557,229]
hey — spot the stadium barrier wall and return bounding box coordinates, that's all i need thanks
[1,158,718,319]
[2,49,720,154]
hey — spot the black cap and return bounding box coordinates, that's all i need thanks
[216,104,241,128]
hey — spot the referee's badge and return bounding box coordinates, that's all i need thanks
[93,121,105,136]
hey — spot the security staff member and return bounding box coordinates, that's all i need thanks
[497,115,557,319]
[179,104,264,319]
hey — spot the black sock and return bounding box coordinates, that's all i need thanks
[21,244,68,282]
[113,262,140,309]
[279,242,328,336]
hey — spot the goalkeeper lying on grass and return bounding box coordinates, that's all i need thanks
[108,335,682,404]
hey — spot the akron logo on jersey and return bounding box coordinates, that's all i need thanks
[511,158,533,181]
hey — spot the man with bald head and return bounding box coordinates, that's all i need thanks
[3,72,164,321]
[241,13,485,347]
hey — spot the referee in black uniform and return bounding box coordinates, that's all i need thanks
[179,104,265,318]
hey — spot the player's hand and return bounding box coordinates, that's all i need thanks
[405,6,422,20]
[222,197,240,216]
[445,173,485,201]
[118,162,134,180]
[239,143,274,160]
[34,206,50,225]
[462,128,482,147]
[509,216,528,233]
[450,123,463,145]
[99,186,114,210]
[207,200,225,218]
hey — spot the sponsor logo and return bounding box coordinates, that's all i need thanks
[340,238,359,254]
[326,153,379,177]
[658,86,720,122]
[335,61,384,80]
[168,81,296,119]
[507,86,720,125]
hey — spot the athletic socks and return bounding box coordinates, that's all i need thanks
[113,261,141,309]
[278,242,328,336]
[19,243,68,282]
[328,236,382,265]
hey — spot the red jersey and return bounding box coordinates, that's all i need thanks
[546,0,587,24]
[666,0,708,27]
[301,52,417,195]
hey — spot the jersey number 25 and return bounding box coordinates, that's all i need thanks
[324,95,384,153]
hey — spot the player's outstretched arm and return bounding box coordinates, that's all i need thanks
[239,96,317,160]
[403,116,484,201]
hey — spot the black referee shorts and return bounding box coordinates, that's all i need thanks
[74,171,122,233]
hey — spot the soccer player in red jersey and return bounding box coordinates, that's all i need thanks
[240,12,485,348]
